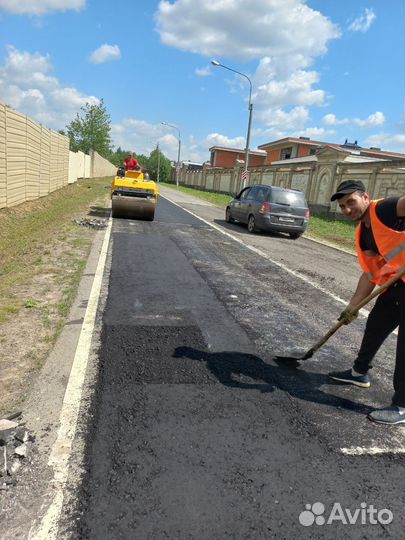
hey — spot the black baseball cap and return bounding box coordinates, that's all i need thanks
[330,180,366,201]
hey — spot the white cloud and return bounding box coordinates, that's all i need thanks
[254,62,327,109]
[251,126,285,140]
[258,106,310,131]
[89,44,121,64]
[111,119,182,161]
[156,1,340,133]
[0,45,99,129]
[186,135,211,162]
[291,126,336,139]
[250,58,329,130]
[206,133,245,148]
[0,0,85,15]
[323,113,338,125]
[323,111,385,128]
[156,0,340,61]
[348,8,376,33]
[364,133,405,153]
[110,118,237,162]
[195,65,212,77]
[357,112,385,127]
[252,121,336,145]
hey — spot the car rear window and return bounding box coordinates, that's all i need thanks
[270,190,306,206]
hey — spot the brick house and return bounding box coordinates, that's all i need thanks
[258,137,405,165]
[209,146,267,168]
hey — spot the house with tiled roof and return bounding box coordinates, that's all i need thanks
[209,146,267,168]
[257,136,405,165]
[208,137,404,170]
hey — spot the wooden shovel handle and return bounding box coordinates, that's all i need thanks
[352,267,405,313]
[308,319,346,355]
[309,268,405,356]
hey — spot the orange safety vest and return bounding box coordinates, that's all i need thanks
[356,200,405,285]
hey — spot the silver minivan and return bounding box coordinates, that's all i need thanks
[225,184,310,239]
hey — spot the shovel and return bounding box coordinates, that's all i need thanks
[275,267,405,364]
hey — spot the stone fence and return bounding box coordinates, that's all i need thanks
[177,146,405,214]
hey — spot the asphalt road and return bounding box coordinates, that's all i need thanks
[64,193,404,540]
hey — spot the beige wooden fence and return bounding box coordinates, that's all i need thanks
[0,102,69,209]
[90,150,117,178]
[0,102,117,210]
[0,104,5,209]
[68,151,91,184]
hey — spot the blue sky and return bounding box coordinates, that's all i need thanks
[0,0,403,162]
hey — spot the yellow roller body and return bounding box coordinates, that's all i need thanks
[111,170,159,220]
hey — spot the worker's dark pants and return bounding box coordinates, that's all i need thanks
[354,280,405,407]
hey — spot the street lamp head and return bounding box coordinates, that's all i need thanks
[211,60,220,66]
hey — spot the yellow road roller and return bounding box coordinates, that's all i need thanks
[111,169,159,220]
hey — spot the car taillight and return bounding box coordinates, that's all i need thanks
[305,208,310,219]
[259,202,271,214]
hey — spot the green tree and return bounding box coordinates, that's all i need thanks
[66,99,112,158]
[148,147,171,182]
[110,146,130,167]
[109,148,149,168]
[107,145,171,181]
[136,153,149,170]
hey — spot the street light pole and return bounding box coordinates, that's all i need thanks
[161,122,181,187]
[211,60,253,188]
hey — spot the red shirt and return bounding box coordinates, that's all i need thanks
[124,157,139,170]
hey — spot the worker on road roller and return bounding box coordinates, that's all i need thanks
[111,166,159,221]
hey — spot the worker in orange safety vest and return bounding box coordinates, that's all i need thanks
[328,180,405,424]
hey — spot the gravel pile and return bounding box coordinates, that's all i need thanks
[73,217,108,229]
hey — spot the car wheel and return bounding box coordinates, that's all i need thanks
[247,214,257,233]
[289,232,301,240]
[225,207,235,223]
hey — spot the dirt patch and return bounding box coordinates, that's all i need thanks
[0,233,90,414]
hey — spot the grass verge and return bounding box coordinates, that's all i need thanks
[160,181,233,208]
[0,178,110,319]
[0,177,111,415]
[160,181,357,252]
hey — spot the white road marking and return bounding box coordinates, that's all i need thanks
[29,218,112,540]
[340,445,405,456]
